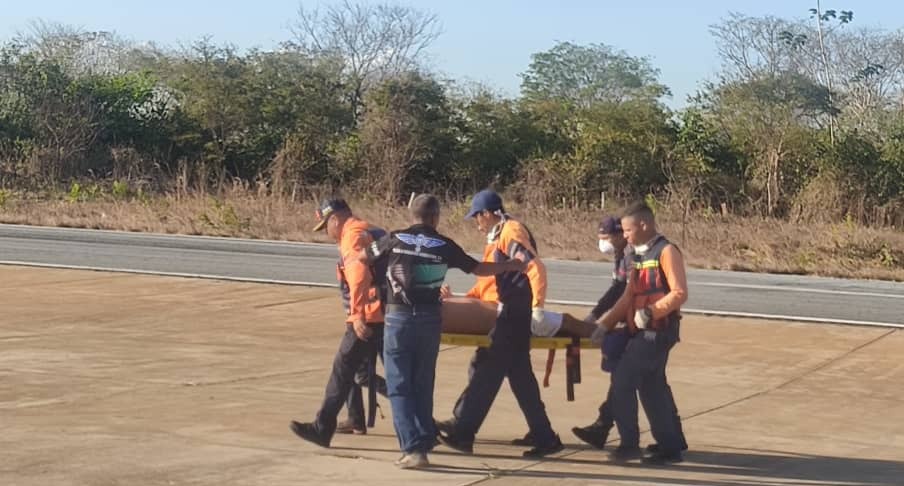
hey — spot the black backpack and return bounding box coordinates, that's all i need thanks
[366,227,389,309]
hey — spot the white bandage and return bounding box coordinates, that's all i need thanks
[531,308,564,337]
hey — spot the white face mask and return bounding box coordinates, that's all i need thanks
[632,234,659,256]
[598,239,615,255]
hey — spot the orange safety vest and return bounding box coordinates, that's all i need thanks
[627,235,680,332]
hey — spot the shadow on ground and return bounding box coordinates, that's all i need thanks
[334,443,904,486]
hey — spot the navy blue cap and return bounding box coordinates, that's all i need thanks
[598,215,622,235]
[313,198,350,231]
[464,190,503,219]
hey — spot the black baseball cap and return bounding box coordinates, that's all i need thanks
[312,198,350,231]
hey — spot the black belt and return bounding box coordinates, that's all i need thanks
[385,303,441,313]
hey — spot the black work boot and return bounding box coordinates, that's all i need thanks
[434,418,456,437]
[511,430,534,446]
[642,448,684,465]
[646,414,688,452]
[523,434,564,458]
[335,418,366,435]
[571,420,612,449]
[645,436,689,454]
[608,445,643,462]
[437,431,474,454]
[290,421,331,448]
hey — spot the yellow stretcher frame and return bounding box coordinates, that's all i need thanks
[366,333,593,427]
[440,333,593,349]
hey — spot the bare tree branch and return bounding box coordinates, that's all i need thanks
[289,1,441,121]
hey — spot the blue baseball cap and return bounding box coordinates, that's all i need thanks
[464,190,504,220]
[598,215,622,235]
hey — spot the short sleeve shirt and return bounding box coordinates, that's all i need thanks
[369,224,479,306]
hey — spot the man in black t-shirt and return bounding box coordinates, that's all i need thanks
[365,194,526,470]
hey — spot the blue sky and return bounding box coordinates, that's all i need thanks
[3,1,903,108]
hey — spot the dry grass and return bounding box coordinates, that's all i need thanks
[1,186,902,281]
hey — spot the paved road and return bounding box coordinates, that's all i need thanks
[1,223,902,326]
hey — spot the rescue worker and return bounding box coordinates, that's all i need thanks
[341,205,391,436]
[365,194,526,469]
[289,199,387,447]
[593,201,688,464]
[571,215,631,449]
[436,189,564,458]
[341,240,390,435]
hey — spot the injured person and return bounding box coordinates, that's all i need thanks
[440,296,596,338]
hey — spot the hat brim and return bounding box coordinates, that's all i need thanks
[463,208,480,220]
[312,219,328,232]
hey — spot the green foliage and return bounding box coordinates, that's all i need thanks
[1,15,904,227]
[877,243,898,268]
[198,197,250,233]
[66,181,102,202]
[66,182,82,202]
[644,194,658,214]
[358,72,459,201]
[521,41,668,108]
[111,180,129,199]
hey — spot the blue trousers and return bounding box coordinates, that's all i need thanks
[611,322,684,452]
[451,297,557,445]
[384,307,443,454]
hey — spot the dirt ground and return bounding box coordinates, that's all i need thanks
[2,265,903,486]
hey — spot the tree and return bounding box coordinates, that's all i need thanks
[671,108,744,212]
[713,10,904,137]
[520,41,668,108]
[11,20,137,76]
[290,0,441,123]
[710,13,802,82]
[447,86,552,192]
[0,46,103,183]
[357,72,457,202]
[702,73,833,216]
[825,27,904,133]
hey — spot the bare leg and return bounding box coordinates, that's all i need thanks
[559,313,597,337]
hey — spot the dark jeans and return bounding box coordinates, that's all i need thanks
[313,323,384,437]
[611,322,684,452]
[595,385,615,428]
[451,297,557,445]
[384,306,443,454]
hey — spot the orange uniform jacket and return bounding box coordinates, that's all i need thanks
[337,217,384,324]
[465,218,547,308]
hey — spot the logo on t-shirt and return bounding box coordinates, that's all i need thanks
[396,233,446,253]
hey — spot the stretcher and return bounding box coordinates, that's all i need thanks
[440,332,592,401]
[366,297,596,427]
[438,296,594,402]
